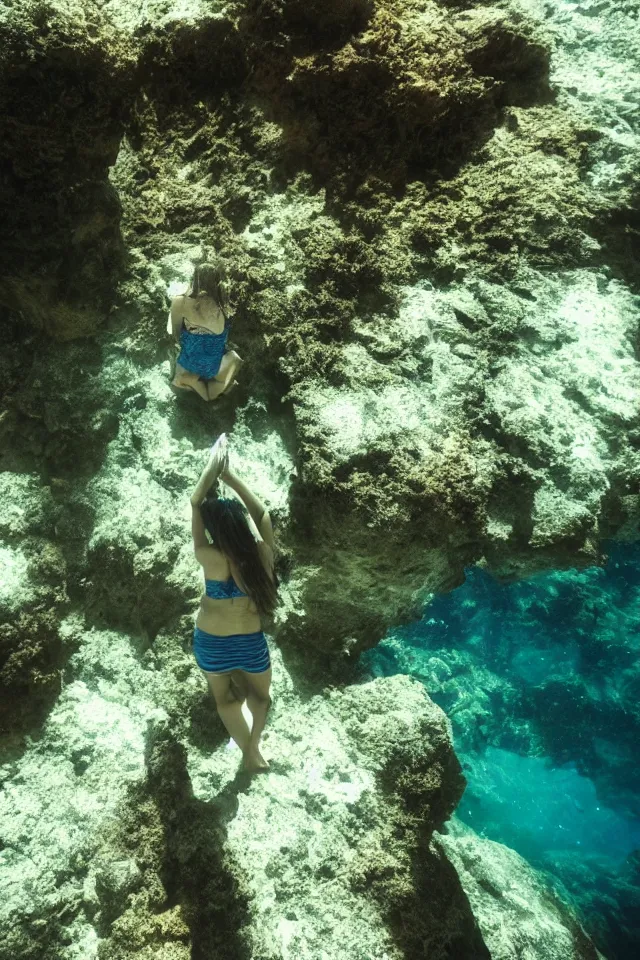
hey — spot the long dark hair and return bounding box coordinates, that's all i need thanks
[200,497,278,619]
[190,261,230,314]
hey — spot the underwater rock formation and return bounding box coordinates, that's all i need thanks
[437,819,604,960]
[0,0,638,956]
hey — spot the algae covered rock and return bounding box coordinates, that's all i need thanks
[239,0,550,190]
[0,0,637,955]
[0,630,602,958]
[4,0,634,671]
[0,0,136,337]
[100,671,483,960]
[0,473,70,739]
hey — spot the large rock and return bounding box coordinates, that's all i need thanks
[0,1,637,954]
[437,819,604,960]
[0,620,603,958]
[0,1,136,337]
[4,0,635,667]
[77,0,636,674]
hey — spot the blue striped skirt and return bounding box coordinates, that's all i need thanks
[193,627,271,674]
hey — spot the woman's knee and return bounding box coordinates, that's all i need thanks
[249,689,271,708]
[213,689,236,709]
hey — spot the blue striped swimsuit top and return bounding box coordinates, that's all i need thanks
[205,576,247,600]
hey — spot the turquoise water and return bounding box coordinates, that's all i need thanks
[361,544,640,959]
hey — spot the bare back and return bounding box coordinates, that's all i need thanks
[195,541,274,636]
[174,294,226,335]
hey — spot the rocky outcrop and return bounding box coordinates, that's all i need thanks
[0,473,70,743]
[0,1,136,337]
[0,629,598,958]
[437,819,605,960]
[0,1,637,955]
[237,0,551,191]
[1,0,638,668]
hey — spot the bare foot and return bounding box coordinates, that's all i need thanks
[242,746,269,773]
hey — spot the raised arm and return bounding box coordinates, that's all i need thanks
[189,438,226,553]
[221,468,275,550]
[191,440,226,507]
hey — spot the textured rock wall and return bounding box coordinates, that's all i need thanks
[436,819,605,960]
[0,1,136,337]
[0,0,636,956]
[1,0,638,667]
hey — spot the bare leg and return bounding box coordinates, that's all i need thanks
[173,370,210,402]
[229,670,249,704]
[207,351,243,401]
[206,672,251,752]
[242,668,272,771]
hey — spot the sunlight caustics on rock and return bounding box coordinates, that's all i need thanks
[0,0,639,957]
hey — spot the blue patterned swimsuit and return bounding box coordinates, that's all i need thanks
[193,577,271,674]
[177,319,229,380]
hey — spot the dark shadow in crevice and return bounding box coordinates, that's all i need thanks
[592,202,640,302]
[144,723,253,960]
[356,735,491,959]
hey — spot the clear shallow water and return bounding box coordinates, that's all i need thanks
[361,543,640,959]
[461,747,640,865]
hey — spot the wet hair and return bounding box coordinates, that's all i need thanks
[190,261,230,313]
[199,496,278,620]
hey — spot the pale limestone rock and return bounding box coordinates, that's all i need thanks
[437,819,605,960]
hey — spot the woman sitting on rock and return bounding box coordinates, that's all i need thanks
[168,261,242,401]
[190,433,277,772]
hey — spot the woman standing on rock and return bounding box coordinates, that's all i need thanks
[168,261,242,401]
[190,434,276,772]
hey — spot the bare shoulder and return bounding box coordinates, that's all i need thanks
[194,543,225,569]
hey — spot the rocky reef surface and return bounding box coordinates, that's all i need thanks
[1,631,600,960]
[0,0,638,956]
